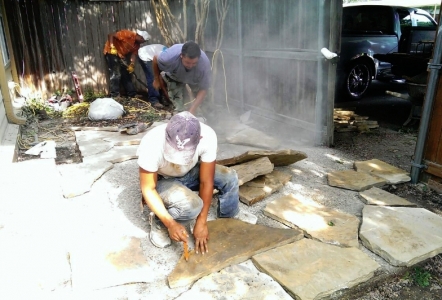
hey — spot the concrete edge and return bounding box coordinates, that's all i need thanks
[0,123,19,164]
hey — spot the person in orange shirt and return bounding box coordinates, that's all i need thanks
[103,29,149,98]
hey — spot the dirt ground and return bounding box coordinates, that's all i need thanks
[15,101,442,299]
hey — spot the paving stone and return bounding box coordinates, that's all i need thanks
[239,170,292,205]
[78,138,114,157]
[328,169,387,191]
[57,161,114,198]
[354,159,411,184]
[360,206,442,267]
[230,157,274,186]
[359,187,416,207]
[226,126,281,149]
[82,145,139,164]
[168,218,304,288]
[252,239,380,300]
[264,194,360,247]
[70,236,154,290]
[175,260,292,300]
[217,149,307,167]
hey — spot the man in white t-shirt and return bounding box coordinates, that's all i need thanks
[137,111,257,255]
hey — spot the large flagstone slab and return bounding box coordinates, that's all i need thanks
[226,126,280,149]
[328,169,387,191]
[217,149,307,167]
[82,145,139,164]
[252,239,380,300]
[168,218,304,288]
[264,194,360,247]
[239,170,292,205]
[230,157,274,186]
[57,161,114,198]
[360,206,442,267]
[354,159,411,184]
[77,138,114,157]
[175,260,292,300]
[70,236,154,290]
[359,187,416,207]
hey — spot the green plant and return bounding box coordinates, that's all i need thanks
[83,88,106,102]
[404,267,432,287]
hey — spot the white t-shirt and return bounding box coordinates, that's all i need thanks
[138,44,167,62]
[137,123,217,177]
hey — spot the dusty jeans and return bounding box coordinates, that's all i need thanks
[105,54,136,97]
[156,164,240,223]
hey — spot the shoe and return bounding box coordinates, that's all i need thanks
[232,209,257,225]
[149,212,171,248]
[197,117,206,124]
[152,102,164,109]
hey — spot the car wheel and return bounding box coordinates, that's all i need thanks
[345,61,372,100]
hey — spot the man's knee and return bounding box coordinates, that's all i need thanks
[215,165,238,185]
[162,185,203,220]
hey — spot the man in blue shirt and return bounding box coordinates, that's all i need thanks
[152,41,211,115]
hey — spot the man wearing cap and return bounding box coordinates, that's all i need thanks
[152,41,211,115]
[103,29,150,98]
[138,44,168,109]
[137,111,257,254]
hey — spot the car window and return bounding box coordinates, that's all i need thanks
[343,6,393,33]
[398,9,412,28]
[414,13,435,27]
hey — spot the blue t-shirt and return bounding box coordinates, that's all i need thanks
[157,44,211,90]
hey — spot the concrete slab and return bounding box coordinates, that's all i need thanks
[360,206,442,267]
[168,218,304,288]
[359,187,416,207]
[70,236,154,290]
[328,169,387,191]
[175,260,292,300]
[354,159,411,184]
[264,194,360,248]
[57,161,114,198]
[252,239,380,300]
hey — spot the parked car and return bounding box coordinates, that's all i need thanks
[337,4,437,100]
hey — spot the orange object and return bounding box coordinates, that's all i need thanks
[184,242,189,261]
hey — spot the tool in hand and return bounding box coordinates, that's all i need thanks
[184,242,189,261]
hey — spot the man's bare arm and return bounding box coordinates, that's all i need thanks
[193,160,215,254]
[189,89,207,115]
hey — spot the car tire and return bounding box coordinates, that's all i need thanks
[345,61,372,100]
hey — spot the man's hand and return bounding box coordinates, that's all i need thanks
[110,44,118,55]
[193,219,209,254]
[167,220,189,243]
[127,62,135,73]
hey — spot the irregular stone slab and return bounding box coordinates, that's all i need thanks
[239,170,292,205]
[70,236,154,290]
[359,187,416,207]
[328,169,387,191]
[175,260,292,300]
[252,239,380,300]
[168,218,303,288]
[78,138,114,157]
[354,159,411,184]
[217,149,307,167]
[226,126,280,149]
[264,194,360,247]
[57,161,114,198]
[230,157,274,186]
[82,145,139,164]
[360,206,442,267]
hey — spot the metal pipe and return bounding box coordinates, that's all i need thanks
[238,0,245,112]
[410,21,442,183]
[315,0,326,145]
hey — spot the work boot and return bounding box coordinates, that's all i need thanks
[152,102,164,109]
[149,212,171,248]
[232,209,258,225]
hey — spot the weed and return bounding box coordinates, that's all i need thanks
[403,267,432,287]
[83,88,106,102]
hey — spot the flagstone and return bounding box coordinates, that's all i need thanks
[360,206,442,266]
[252,239,380,300]
[359,187,416,206]
[82,145,139,164]
[168,218,303,288]
[230,157,274,186]
[328,169,387,191]
[239,170,292,205]
[70,236,154,290]
[217,149,307,167]
[354,159,411,184]
[226,126,281,149]
[175,260,292,300]
[57,161,114,198]
[263,194,360,247]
